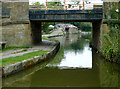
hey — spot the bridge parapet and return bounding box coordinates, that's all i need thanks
[29,9,103,21]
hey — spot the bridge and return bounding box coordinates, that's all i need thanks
[1,1,115,50]
[29,9,103,22]
[29,8,103,49]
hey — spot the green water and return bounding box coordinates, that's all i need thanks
[2,34,120,88]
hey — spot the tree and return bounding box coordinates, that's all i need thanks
[32,2,40,5]
[31,2,45,8]
[48,2,61,6]
[77,1,80,5]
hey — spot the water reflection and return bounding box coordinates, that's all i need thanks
[47,34,92,69]
[58,46,92,69]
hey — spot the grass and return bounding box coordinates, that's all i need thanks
[0,46,31,53]
[42,37,59,42]
[1,50,49,66]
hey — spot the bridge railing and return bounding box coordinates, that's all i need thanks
[29,9,103,21]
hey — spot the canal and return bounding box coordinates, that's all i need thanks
[2,34,120,88]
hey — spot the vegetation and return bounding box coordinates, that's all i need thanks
[104,2,119,19]
[100,24,120,62]
[30,2,45,8]
[1,50,49,66]
[31,1,63,10]
[64,37,89,54]
[82,34,92,45]
[47,2,63,10]
[110,7,118,19]
[48,2,61,6]
[0,46,31,53]
[42,37,59,42]
[32,2,41,5]
[69,22,92,32]
[46,46,64,67]
[41,22,92,35]
[41,22,56,34]
[101,2,120,63]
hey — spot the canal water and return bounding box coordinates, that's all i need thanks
[2,34,120,88]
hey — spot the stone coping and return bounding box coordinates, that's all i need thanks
[1,20,30,26]
[2,42,60,77]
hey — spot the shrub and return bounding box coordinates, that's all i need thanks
[101,25,119,62]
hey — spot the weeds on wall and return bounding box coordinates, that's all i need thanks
[101,24,120,63]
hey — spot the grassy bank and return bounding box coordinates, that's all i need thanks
[1,50,49,66]
[100,24,120,63]
[42,37,59,42]
[1,37,59,67]
[0,47,31,53]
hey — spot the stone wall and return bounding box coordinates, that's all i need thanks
[92,21,110,50]
[2,1,29,22]
[2,23,32,47]
[2,41,60,77]
[92,20,102,50]
[30,21,42,45]
[1,1,33,47]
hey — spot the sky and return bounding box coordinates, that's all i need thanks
[29,0,103,5]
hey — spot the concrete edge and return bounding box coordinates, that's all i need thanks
[2,42,60,77]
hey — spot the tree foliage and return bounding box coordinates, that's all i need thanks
[69,22,92,32]
[32,2,40,5]
[48,2,62,6]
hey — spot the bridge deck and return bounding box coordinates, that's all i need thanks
[29,9,103,22]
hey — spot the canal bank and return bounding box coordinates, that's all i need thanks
[1,40,60,77]
[1,27,80,77]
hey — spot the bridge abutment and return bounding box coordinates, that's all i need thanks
[30,21,42,45]
[92,20,102,50]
